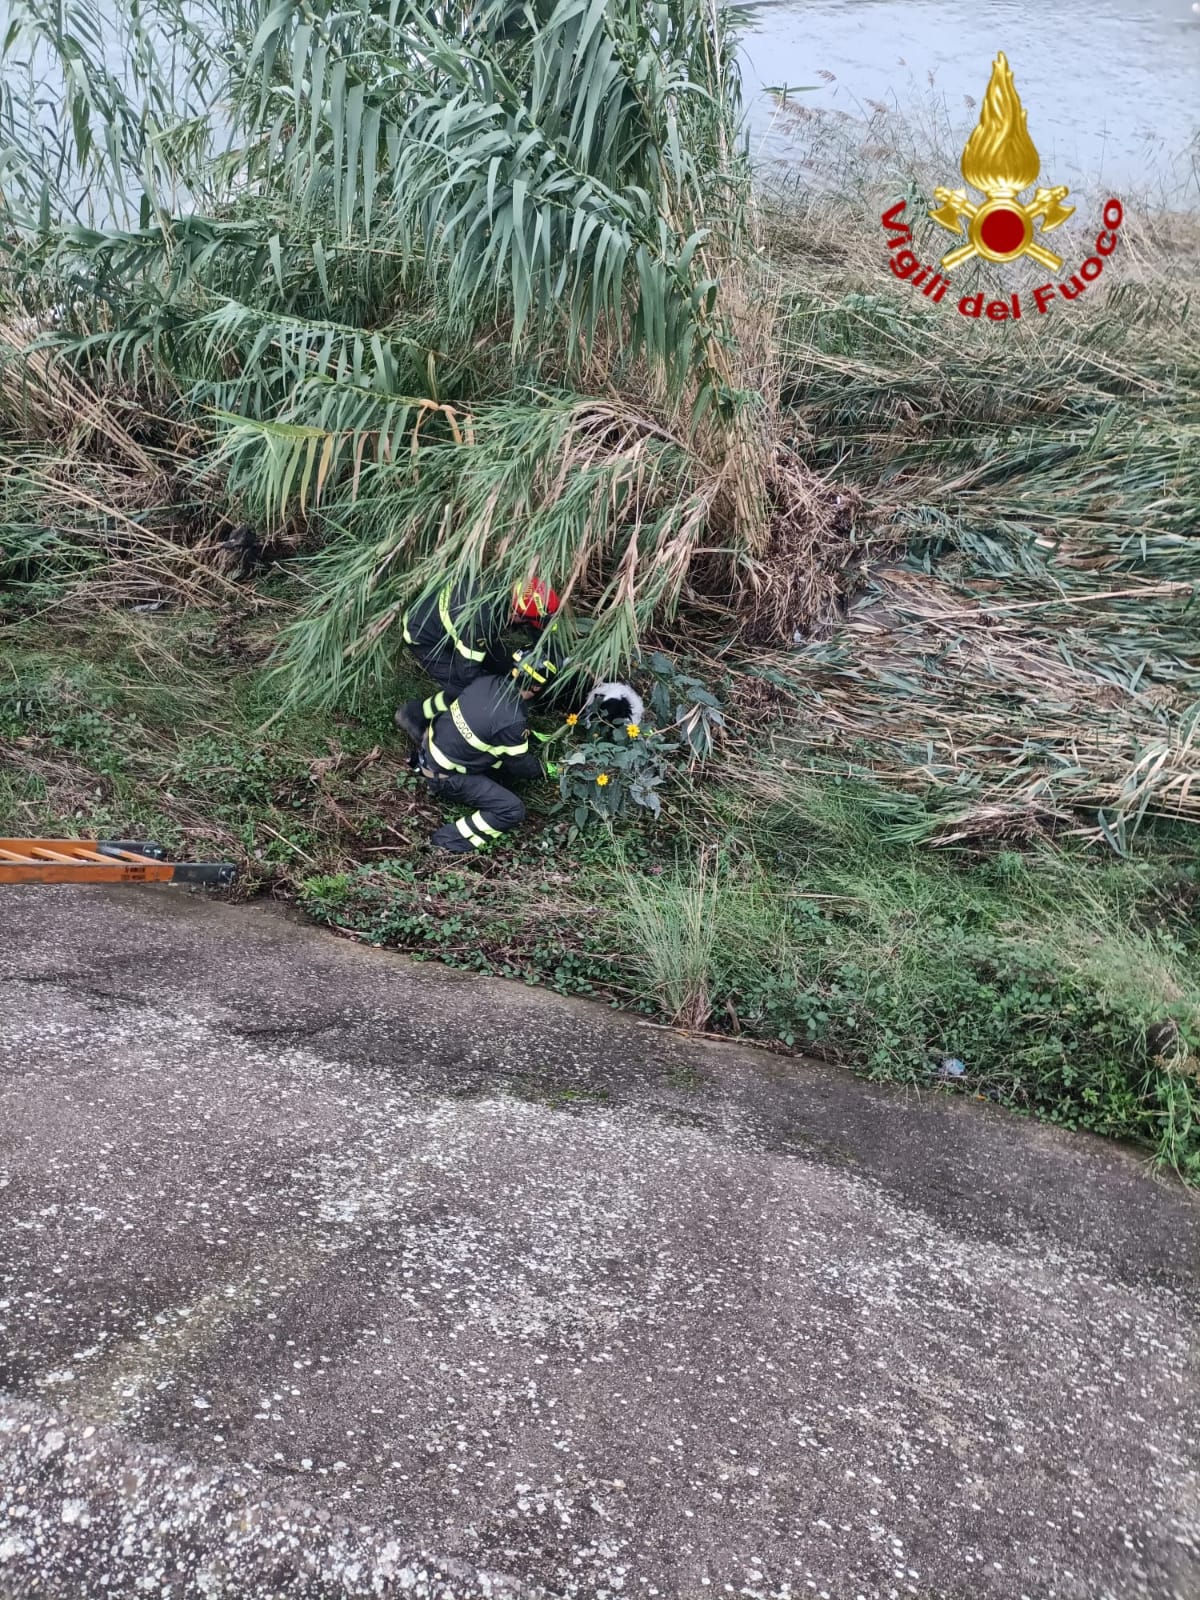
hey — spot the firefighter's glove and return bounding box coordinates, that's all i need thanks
[543,760,560,780]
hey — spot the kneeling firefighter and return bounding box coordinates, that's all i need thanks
[395,576,560,742]
[416,643,566,855]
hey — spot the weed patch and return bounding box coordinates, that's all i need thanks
[4,606,1197,1178]
[298,858,634,1002]
[609,822,1200,1177]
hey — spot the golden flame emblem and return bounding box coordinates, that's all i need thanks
[930,54,1074,272]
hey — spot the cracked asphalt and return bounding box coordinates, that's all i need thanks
[0,884,1198,1600]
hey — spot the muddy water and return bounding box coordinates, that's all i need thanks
[741,0,1200,201]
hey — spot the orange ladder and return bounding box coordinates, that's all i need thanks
[0,839,237,887]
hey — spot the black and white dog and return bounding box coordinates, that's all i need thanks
[582,681,645,727]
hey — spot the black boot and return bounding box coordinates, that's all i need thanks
[430,823,478,855]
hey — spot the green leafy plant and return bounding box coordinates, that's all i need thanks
[1,0,840,702]
[559,721,673,835]
[556,657,726,835]
[645,651,727,760]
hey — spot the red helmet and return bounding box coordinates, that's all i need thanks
[512,577,560,628]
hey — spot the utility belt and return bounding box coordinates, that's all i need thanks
[418,738,443,782]
[419,732,460,781]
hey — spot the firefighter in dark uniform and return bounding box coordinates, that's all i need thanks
[416,644,564,854]
[394,576,560,743]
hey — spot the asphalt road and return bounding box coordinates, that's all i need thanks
[0,885,1197,1600]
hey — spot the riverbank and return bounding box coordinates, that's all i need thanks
[739,0,1200,207]
[1,3,1198,1177]
[3,593,1198,1178]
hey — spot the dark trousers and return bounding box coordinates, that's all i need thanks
[402,645,486,727]
[424,753,541,852]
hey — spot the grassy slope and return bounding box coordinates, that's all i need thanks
[3,597,1198,1178]
[1,51,1196,1173]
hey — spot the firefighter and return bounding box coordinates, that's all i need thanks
[416,644,564,855]
[394,576,560,744]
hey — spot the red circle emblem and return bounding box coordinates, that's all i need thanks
[979,207,1027,255]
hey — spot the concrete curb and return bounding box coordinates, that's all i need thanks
[0,1399,537,1600]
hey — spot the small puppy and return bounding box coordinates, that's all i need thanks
[583,681,645,727]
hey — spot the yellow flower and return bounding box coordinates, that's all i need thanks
[625,723,640,739]
[565,713,579,726]
[595,772,610,787]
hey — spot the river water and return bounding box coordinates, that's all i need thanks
[11,0,1198,210]
[740,0,1200,202]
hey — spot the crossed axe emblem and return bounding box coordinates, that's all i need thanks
[929,185,1076,272]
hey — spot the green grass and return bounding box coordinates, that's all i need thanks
[302,796,1200,1177]
[0,606,416,883]
[1,33,1196,1184]
[3,601,1198,1177]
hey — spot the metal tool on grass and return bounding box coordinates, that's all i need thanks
[0,840,237,887]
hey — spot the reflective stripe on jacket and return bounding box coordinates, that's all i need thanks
[401,581,505,664]
[427,674,530,775]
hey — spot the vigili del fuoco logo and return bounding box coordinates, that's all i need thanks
[879,53,1124,321]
